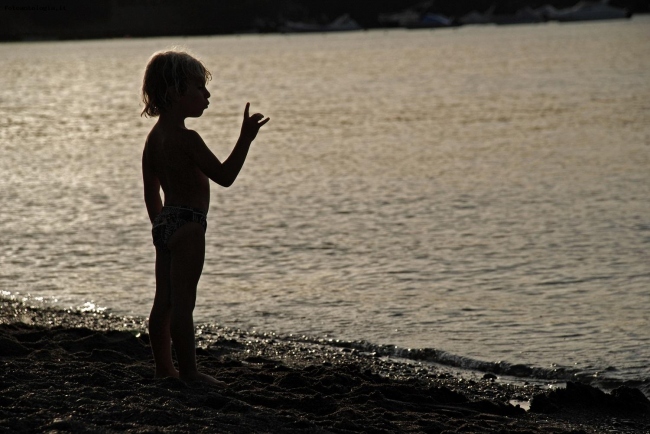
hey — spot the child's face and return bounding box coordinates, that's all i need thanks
[178,78,211,118]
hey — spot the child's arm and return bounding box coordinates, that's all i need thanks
[142,146,162,223]
[186,103,269,187]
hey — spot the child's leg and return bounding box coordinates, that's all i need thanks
[167,222,222,385]
[148,251,179,378]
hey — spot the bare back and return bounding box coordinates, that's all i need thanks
[143,123,210,213]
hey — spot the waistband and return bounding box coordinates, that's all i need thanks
[162,205,208,216]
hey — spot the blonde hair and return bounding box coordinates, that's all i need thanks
[141,50,212,117]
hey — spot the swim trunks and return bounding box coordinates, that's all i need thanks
[152,206,207,254]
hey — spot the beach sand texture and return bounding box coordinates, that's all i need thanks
[1,297,648,433]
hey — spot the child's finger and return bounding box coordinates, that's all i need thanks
[259,117,270,126]
[244,102,250,118]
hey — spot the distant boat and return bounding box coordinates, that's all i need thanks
[378,1,453,29]
[459,6,544,26]
[490,7,545,25]
[378,9,421,28]
[459,10,492,25]
[405,13,454,29]
[540,1,630,22]
[281,14,361,33]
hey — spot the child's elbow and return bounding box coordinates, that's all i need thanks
[219,178,235,188]
[212,171,236,188]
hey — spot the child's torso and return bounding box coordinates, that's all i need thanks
[145,125,210,212]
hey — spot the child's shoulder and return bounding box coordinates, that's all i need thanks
[146,125,203,147]
[178,128,207,151]
[180,127,203,140]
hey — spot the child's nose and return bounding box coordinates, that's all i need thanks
[205,89,211,98]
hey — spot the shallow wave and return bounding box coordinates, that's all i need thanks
[5,291,649,399]
[194,320,650,399]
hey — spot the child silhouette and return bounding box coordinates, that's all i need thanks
[141,50,269,384]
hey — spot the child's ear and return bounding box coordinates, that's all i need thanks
[166,86,181,102]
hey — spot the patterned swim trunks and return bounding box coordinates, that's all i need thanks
[152,206,207,254]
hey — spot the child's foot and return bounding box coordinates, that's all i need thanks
[181,372,226,387]
[154,369,180,379]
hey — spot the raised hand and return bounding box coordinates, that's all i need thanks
[240,102,270,141]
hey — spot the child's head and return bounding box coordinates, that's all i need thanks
[141,50,211,117]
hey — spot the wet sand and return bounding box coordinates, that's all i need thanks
[1,297,648,433]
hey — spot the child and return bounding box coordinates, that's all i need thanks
[141,50,269,385]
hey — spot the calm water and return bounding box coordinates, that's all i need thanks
[1,18,649,392]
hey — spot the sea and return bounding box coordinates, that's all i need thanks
[1,16,649,396]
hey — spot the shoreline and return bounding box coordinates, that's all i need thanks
[0,1,645,43]
[1,296,648,433]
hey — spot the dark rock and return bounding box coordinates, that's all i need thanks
[611,386,650,413]
[530,381,650,415]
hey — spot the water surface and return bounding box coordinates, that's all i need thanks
[1,17,649,391]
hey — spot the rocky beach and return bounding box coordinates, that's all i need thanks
[1,296,648,433]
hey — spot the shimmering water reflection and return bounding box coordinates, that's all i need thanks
[1,17,649,387]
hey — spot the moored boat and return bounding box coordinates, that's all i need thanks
[542,1,630,22]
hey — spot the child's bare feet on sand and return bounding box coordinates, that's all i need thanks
[181,372,227,387]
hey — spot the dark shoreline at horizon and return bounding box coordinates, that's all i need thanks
[1,296,648,433]
[0,0,647,43]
